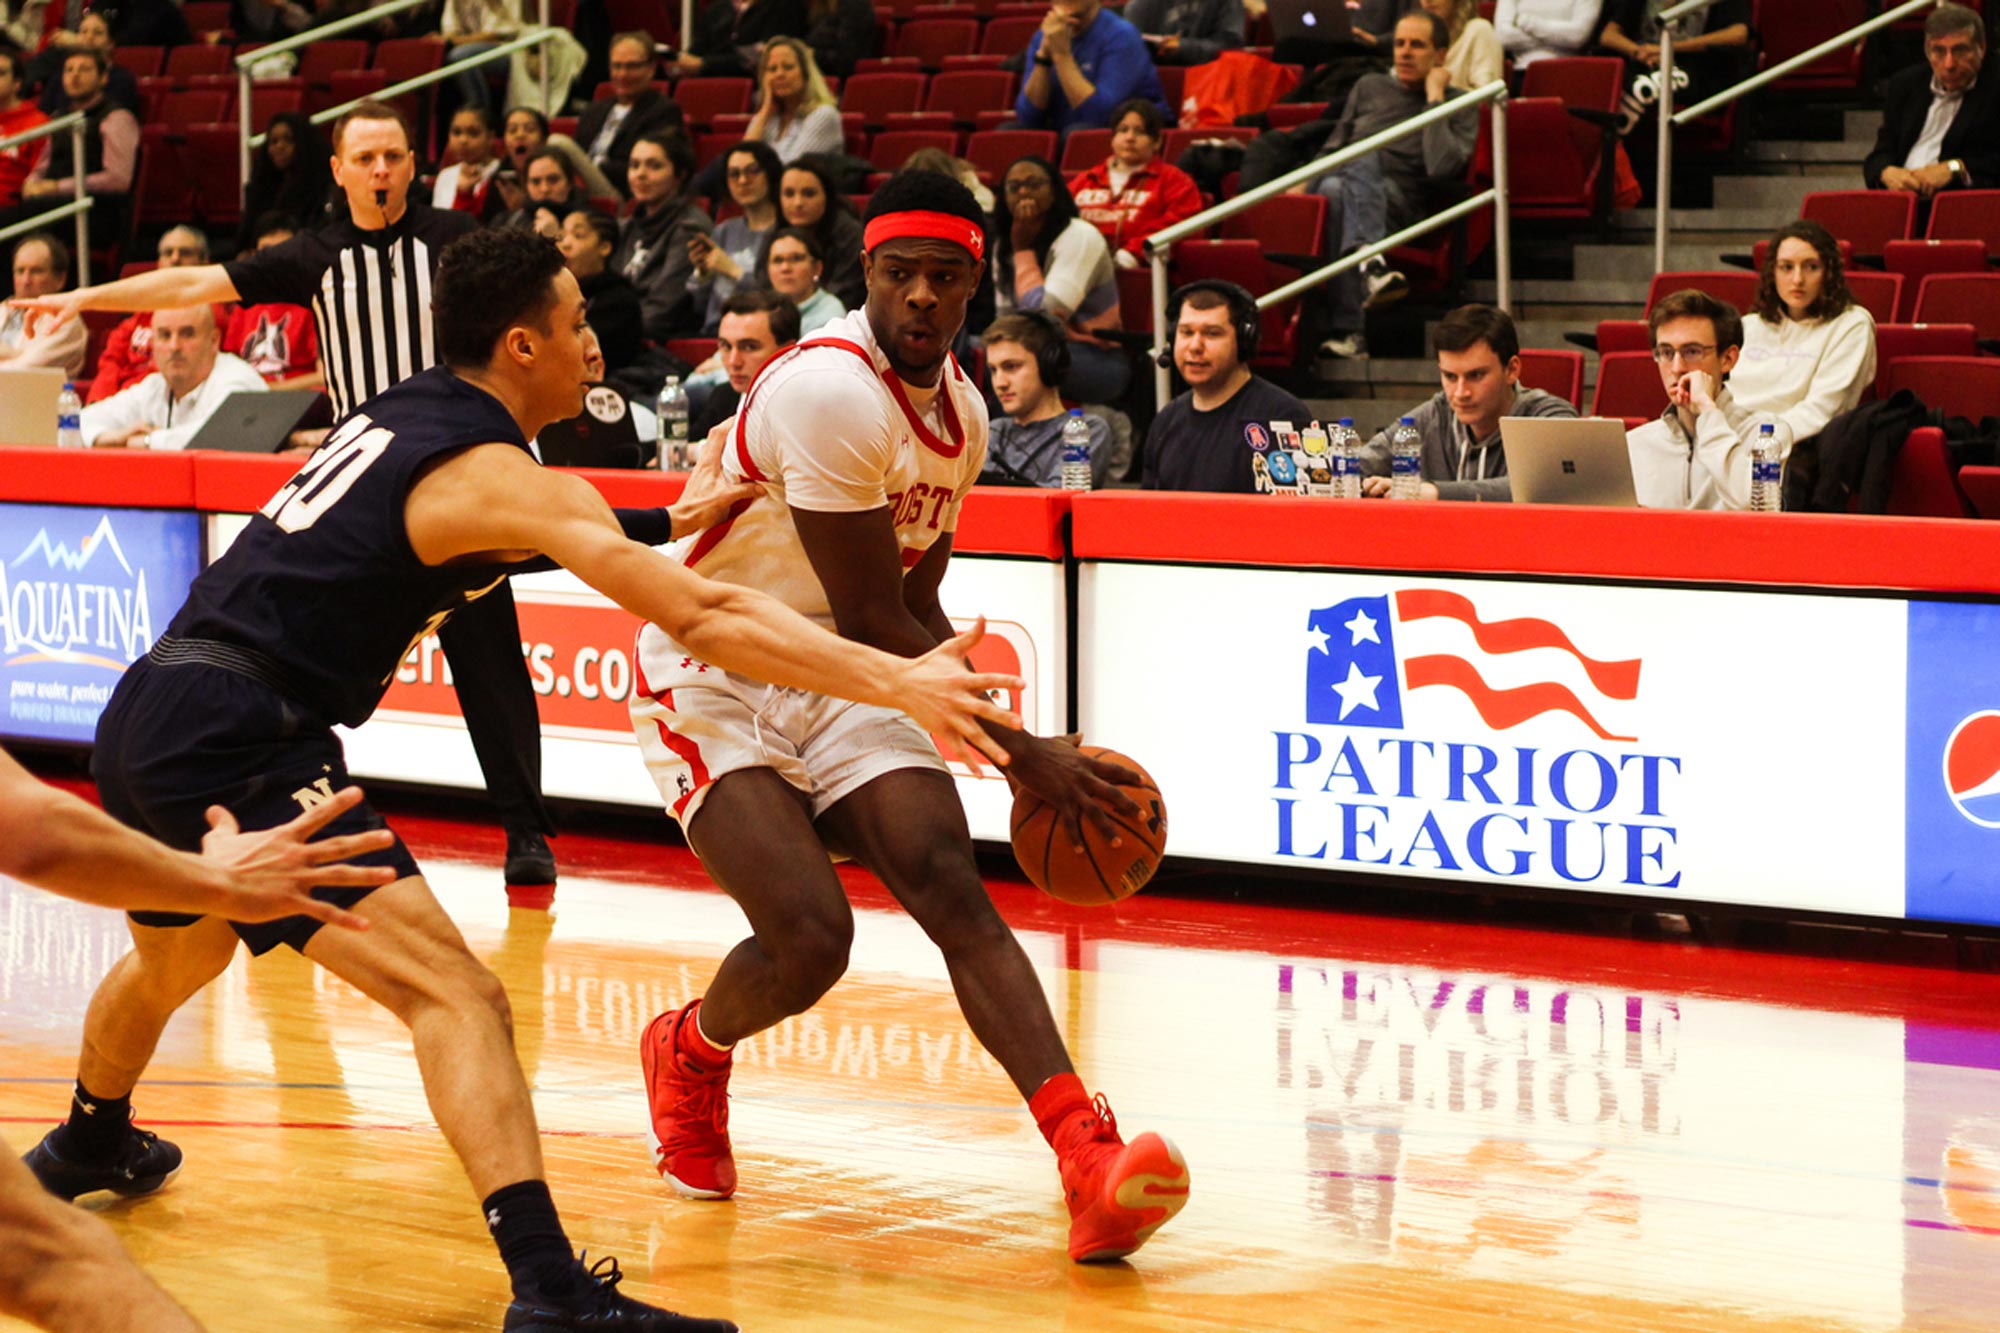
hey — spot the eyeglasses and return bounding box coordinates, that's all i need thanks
[1652,343,1716,364]
[725,166,764,180]
[1004,177,1051,195]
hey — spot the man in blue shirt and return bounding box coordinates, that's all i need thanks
[1016,0,1169,135]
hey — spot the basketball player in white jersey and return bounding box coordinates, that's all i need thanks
[633,170,1191,1263]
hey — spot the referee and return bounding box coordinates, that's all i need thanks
[21,101,564,897]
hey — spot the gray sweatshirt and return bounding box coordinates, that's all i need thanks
[1320,75,1480,203]
[1359,385,1577,501]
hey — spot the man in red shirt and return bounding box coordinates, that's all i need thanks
[85,226,217,403]
[0,49,47,209]
[1066,97,1203,267]
[222,214,320,385]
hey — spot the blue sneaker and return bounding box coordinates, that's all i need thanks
[22,1124,182,1201]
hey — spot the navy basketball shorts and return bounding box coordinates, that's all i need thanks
[92,655,420,955]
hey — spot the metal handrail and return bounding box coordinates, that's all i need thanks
[230,0,432,67]
[0,113,92,287]
[1652,0,1941,269]
[1144,79,1509,404]
[240,21,557,202]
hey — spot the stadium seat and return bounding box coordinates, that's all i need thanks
[1591,351,1667,428]
[1748,236,1853,270]
[182,0,233,35]
[1596,319,1649,354]
[853,56,925,76]
[165,44,232,81]
[132,125,189,231]
[1645,270,1758,315]
[868,128,957,170]
[663,338,717,367]
[607,0,676,45]
[1842,271,1903,327]
[1762,0,1868,90]
[1872,323,1978,398]
[1060,127,1112,173]
[182,123,242,229]
[1174,237,1311,373]
[1884,240,1988,320]
[842,72,927,126]
[113,45,165,79]
[925,70,1014,127]
[1520,55,1623,112]
[249,78,307,125]
[1266,102,1328,129]
[1517,349,1585,409]
[1162,125,1255,163]
[1799,190,1916,260]
[979,15,1042,56]
[160,88,230,124]
[373,36,445,88]
[1216,194,1324,257]
[1158,65,1185,117]
[1881,356,2000,421]
[895,17,979,68]
[879,110,955,134]
[1925,189,2000,260]
[964,128,1055,178]
[1912,272,2000,341]
[675,77,752,129]
[1885,425,1972,517]
[1503,97,1605,223]
[1115,265,1154,335]
[939,53,1010,71]
[1956,464,2000,518]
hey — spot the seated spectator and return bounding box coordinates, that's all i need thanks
[1600,0,1751,132]
[237,111,333,250]
[1119,0,1244,67]
[1733,220,1876,445]
[1356,303,1576,501]
[1625,288,1790,510]
[0,48,136,246]
[575,33,685,196]
[1426,0,1504,87]
[1491,0,1599,68]
[904,145,996,212]
[1016,0,1168,137]
[611,130,713,340]
[779,155,864,309]
[670,0,808,79]
[980,311,1113,488]
[764,225,843,333]
[86,225,215,404]
[434,105,504,217]
[223,213,320,386]
[1069,98,1202,270]
[688,289,800,437]
[747,37,843,164]
[692,140,784,333]
[492,147,578,235]
[79,303,266,449]
[804,0,875,80]
[31,12,141,115]
[1143,280,1309,493]
[440,0,523,112]
[560,208,646,376]
[995,155,1128,402]
[0,49,47,211]
[1305,11,1478,361]
[0,231,83,376]
[1864,4,2000,196]
[497,104,621,207]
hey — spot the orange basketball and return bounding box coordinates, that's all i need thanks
[1010,746,1167,905]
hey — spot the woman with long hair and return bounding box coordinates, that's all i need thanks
[610,130,714,339]
[1421,0,1503,88]
[1733,218,1876,445]
[746,37,843,163]
[1067,98,1203,270]
[236,111,332,251]
[558,207,645,374]
[994,155,1128,402]
[777,156,864,309]
[691,138,785,332]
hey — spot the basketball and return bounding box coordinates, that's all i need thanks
[1009,746,1167,905]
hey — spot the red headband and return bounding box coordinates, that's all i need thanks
[863,210,986,265]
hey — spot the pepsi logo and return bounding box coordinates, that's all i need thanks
[1944,710,2000,827]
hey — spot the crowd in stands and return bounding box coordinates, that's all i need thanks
[0,0,1985,516]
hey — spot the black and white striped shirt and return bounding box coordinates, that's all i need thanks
[224,201,479,418]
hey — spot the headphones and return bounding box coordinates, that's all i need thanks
[1020,309,1073,388]
[1160,280,1260,368]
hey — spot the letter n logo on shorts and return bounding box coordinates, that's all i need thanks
[290,776,336,812]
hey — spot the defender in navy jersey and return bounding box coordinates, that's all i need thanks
[19,228,1021,1333]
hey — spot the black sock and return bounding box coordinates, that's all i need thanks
[483,1179,575,1300]
[58,1082,132,1158]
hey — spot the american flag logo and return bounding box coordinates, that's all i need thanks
[1305,591,1642,743]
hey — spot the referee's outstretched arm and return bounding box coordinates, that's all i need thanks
[7,263,240,324]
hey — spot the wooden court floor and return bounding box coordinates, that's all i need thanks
[6,808,2000,1332]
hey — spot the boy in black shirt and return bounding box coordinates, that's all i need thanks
[1142,280,1311,493]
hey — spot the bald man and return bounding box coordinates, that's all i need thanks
[86,225,214,403]
[79,302,267,449]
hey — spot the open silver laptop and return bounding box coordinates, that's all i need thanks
[1500,417,1640,507]
[0,367,66,447]
[1266,0,1355,46]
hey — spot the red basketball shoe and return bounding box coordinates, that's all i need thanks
[1052,1095,1189,1262]
[640,1000,736,1199]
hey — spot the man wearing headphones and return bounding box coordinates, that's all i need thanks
[1142,280,1311,492]
[979,312,1113,487]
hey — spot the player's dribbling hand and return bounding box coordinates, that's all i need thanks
[902,617,1025,771]
[668,421,764,533]
[1007,732,1143,851]
[196,787,396,929]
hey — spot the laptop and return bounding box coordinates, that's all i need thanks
[1266,0,1355,48]
[1500,416,1641,507]
[0,367,66,446]
[537,384,645,470]
[182,389,327,453]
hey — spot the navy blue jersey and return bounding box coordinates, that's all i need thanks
[167,367,540,727]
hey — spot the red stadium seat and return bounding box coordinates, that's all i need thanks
[1503,98,1604,222]
[1060,127,1112,172]
[1645,270,1758,315]
[1762,0,1868,90]
[663,338,717,367]
[1750,236,1853,270]
[1161,125,1254,163]
[1596,319,1649,354]
[978,15,1042,55]
[1591,351,1668,428]
[675,77,752,129]
[925,69,1014,126]
[132,125,189,230]
[1265,102,1328,129]
[1883,239,1988,320]
[1799,190,1917,259]
[1926,188,2000,260]
[165,44,232,81]
[894,17,979,67]
[114,45,165,79]
[373,36,445,86]
[868,128,958,170]
[1880,356,2000,421]
[1173,238,1311,372]
[963,128,1054,177]
[1872,323,1978,398]
[182,122,243,228]
[1517,349,1585,409]
[182,0,233,35]
[1216,194,1324,257]
[1886,425,1972,517]
[1519,56,1622,112]
[607,0,677,44]
[1842,271,1903,327]
[853,56,924,75]
[161,88,230,124]
[879,110,956,134]
[842,72,927,125]
[1157,65,1185,116]
[1957,464,2000,518]
[1913,272,2000,341]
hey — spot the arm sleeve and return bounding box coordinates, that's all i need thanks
[1456,23,1506,88]
[1422,97,1477,180]
[1357,426,1391,477]
[1038,222,1103,315]
[1071,30,1155,126]
[1175,0,1245,65]
[764,369,898,512]
[1434,474,1514,502]
[78,383,144,447]
[1772,313,1876,445]
[1014,32,1049,127]
[223,232,321,307]
[792,105,844,160]
[6,315,86,375]
[65,109,137,194]
[1520,1,1605,51]
[1690,408,1788,511]
[1120,165,1205,257]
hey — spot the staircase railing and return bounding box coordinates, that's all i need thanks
[1142,79,1510,405]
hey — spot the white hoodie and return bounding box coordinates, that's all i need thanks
[1729,302,1877,444]
[1492,0,1604,65]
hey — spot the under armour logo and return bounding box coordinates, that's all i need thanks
[1561,460,1577,474]
[486,1207,503,1229]
[76,1098,96,1115]
[679,657,710,673]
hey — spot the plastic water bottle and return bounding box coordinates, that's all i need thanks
[655,376,689,470]
[1749,422,1780,513]
[1390,416,1421,499]
[1336,417,1360,499]
[1059,409,1093,491]
[56,382,81,449]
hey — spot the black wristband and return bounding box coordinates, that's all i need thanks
[1035,51,1054,66]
